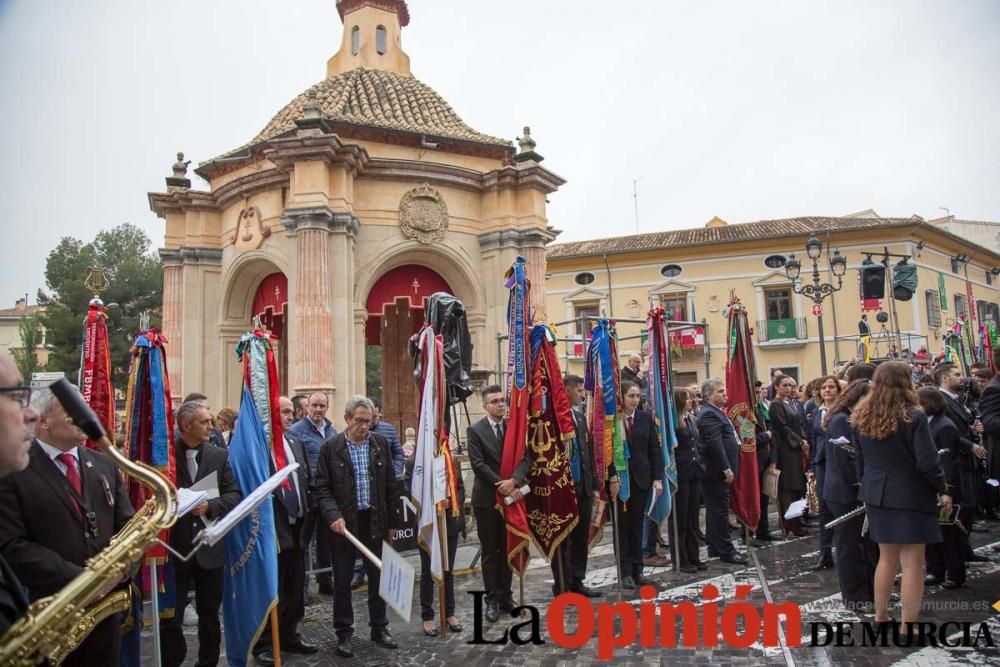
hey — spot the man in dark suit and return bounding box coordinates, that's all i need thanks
[254,397,317,665]
[617,381,665,588]
[978,354,1000,524]
[0,352,39,639]
[316,395,401,659]
[551,375,602,597]
[754,382,777,541]
[936,363,991,563]
[466,384,530,622]
[696,379,747,565]
[160,400,241,667]
[0,385,134,667]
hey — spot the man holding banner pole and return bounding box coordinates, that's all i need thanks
[315,395,401,658]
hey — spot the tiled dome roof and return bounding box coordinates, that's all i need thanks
[249,67,510,148]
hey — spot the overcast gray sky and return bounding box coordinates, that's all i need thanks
[2,0,998,308]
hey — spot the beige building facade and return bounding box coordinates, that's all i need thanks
[546,212,1000,386]
[149,0,563,429]
[0,299,48,368]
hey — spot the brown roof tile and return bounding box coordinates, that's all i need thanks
[547,216,925,258]
[233,68,510,157]
[0,304,42,318]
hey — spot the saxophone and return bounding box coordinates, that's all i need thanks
[0,379,177,666]
[806,474,820,516]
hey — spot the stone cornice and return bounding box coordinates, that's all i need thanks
[481,162,566,195]
[213,169,290,210]
[363,158,484,192]
[159,247,224,266]
[263,132,370,175]
[479,227,556,252]
[281,206,360,237]
[148,189,218,219]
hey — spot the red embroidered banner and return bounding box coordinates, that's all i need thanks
[81,301,115,451]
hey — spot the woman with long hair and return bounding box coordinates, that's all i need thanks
[808,375,841,570]
[671,388,706,573]
[850,362,949,629]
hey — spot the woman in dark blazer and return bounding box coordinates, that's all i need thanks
[770,376,810,536]
[851,361,949,627]
[917,387,967,589]
[823,378,877,612]
[808,375,841,569]
[671,388,706,573]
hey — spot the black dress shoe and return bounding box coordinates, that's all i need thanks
[570,584,603,598]
[635,575,658,588]
[336,638,354,658]
[371,627,398,649]
[485,602,500,623]
[924,574,943,585]
[694,561,708,570]
[941,580,965,589]
[422,623,439,637]
[255,650,275,666]
[620,575,637,590]
[679,564,697,574]
[284,639,318,654]
[720,554,748,565]
[447,620,463,633]
[498,597,517,613]
[811,551,834,570]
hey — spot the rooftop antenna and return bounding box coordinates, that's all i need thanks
[633,177,642,234]
[939,206,951,217]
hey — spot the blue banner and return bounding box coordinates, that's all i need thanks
[222,387,278,667]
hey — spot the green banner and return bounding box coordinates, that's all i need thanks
[938,272,948,311]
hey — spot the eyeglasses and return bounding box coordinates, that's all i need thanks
[486,398,506,405]
[0,386,32,409]
[350,416,372,425]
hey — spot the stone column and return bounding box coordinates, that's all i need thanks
[159,249,184,403]
[283,207,359,416]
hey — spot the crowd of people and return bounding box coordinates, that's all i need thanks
[0,341,999,664]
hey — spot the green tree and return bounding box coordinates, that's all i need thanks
[11,313,42,381]
[39,223,162,391]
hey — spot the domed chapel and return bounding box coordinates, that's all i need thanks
[149,0,565,428]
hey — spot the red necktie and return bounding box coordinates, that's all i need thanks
[56,453,83,517]
[626,415,634,441]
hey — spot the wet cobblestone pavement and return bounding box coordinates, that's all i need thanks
[142,512,1000,666]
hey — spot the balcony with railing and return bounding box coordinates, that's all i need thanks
[756,318,808,347]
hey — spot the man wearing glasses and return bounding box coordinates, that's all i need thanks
[0,352,39,639]
[0,381,134,666]
[467,384,529,623]
[315,395,401,658]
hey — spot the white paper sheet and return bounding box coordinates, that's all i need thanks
[195,464,298,547]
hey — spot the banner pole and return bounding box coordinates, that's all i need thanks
[611,498,623,601]
[437,506,448,640]
[149,560,162,667]
[269,606,282,667]
[556,543,566,594]
[670,492,681,572]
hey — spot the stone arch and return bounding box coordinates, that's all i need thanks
[354,240,484,316]
[220,250,290,322]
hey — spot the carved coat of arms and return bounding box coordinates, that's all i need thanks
[399,183,448,245]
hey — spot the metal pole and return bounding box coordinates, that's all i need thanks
[670,493,681,572]
[437,506,448,640]
[702,319,710,380]
[610,498,624,601]
[149,560,162,667]
[817,312,828,375]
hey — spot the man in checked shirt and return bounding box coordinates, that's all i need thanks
[315,395,402,659]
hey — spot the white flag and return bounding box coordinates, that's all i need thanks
[410,327,447,580]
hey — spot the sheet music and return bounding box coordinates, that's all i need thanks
[195,464,298,547]
[190,471,219,499]
[175,487,209,518]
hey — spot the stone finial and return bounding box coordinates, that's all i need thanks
[514,125,544,164]
[301,89,322,120]
[518,126,536,154]
[172,152,190,178]
[166,151,192,190]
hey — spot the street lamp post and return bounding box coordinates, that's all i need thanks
[784,233,848,375]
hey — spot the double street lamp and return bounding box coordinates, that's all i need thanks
[784,233,848,375]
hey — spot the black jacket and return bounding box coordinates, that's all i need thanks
[755,404,775,473]
[272,434,312,552]
[770,399,808,492]
[856,410,945,514]
[0,551,30,638]
[979,374,1000,477]
[315,431,401,539]
[674,413,704,482]
[696,404,740,481]
[0,442,134,600]
[623,410,663,491]
[569,409,597,497]
[823,410,861,505]
[170,441,241,570]
[466,417,530,509]
[929,414,972,504]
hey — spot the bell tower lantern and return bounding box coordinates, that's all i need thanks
[328,0,412,77]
